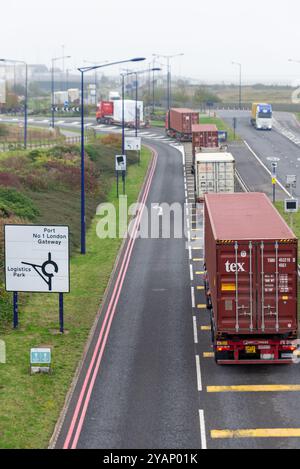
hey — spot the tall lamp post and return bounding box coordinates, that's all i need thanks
[124,68,161,137]
[51,55,71,128]
[78,57,146,255]
[232,61,242,110]
[0,58,28,149]
[153,53,184,111]
[83,60,109,106]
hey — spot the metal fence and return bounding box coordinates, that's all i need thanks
[0,135,90,152]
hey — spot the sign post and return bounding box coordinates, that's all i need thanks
[272,162,278,204]
[233,117,237,140]
[5,225,70,332]
[125,137,142,165]
[30,348,51,374]
[115,155,127,197]
[285,175,298,230]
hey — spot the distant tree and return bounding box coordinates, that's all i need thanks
[193,87,222,104]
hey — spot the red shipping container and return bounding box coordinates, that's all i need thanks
[204,193,298,364]
[192,124,219,156]
[168,108,199,135]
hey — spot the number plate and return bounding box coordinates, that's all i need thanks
[245,346,256,354]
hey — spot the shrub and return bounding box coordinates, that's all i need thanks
[0,284,12,328]
[101,134,122,147]
[0,188,39,220]
[0,172,22,189]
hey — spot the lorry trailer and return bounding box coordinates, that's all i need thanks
[251,103,273,130]
[96,99,146,128]
[195,151,235,201]
[166,108,199,141]
[204,192,298,365]
[192,124,219,157]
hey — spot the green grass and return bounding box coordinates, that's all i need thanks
[151,120,165,128]
[0,145,151,449]
[275,202,300,259]
[199,116,239,142]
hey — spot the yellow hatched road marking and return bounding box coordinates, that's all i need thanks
[207,385,300,393]
[192,248,202,251]
[196,271,205,275]
[211,429,300,439]
[203,352,214,358]
[192,229,202,232]
[197,304,206,309]
[197,286,205,290]
[201,326,211,331]
[193,258,203,262]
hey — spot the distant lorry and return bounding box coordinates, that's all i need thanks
[251,103,273,130]
[166,108,199,141]
[96,99,147,128]
[204,192,298,365]
[195,151,235,201]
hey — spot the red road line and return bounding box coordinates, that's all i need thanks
[63,149,158,449]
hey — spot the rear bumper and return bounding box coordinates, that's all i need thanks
[218,359,293,365]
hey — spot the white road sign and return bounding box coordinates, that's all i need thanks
[115,155,127,172]
[125,137,141,151]
[5,225,70,293]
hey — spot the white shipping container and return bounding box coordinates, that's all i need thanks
[0,79,6,104]
[68,88,80,102]
[109,91,121,101]
[195,152,235,200]
[113,100,144,123]
[54,91,69,105]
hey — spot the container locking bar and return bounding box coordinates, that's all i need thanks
[235,241,239,332]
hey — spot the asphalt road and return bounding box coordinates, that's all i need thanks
[54,140,201,449]
[4,113,300,449]
[218,110,300,198]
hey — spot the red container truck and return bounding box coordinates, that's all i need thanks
[166,108,199,141]
[204,193,298,365]
[192,124,219,157]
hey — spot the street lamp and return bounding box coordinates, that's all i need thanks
[124,68,161,137]
[0,58,28,149]
[153,53,184,111]
[51,55,71,128]
[232,61,242,110]
[83,60,109,105]
[78,56,146,255]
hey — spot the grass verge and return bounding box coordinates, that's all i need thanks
[199,116,240,142]
[0,145,152,449]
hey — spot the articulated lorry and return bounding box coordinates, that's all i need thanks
[96,99,147,128]
[251,103,273,130]
[204,193,298,365]
[165,108,199,141]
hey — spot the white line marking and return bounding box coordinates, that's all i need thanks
[193,316,198,344]
[190,264,194,281]
[195,355,202,392]
[189,246,192,260]
[191,288,196,308]
[244,140,291,197]
[199,410,207,450]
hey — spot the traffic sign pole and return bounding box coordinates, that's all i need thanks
[59,293,64,334]
[116,171,119,198]
[13,291,18,329]
[122,171,126,195]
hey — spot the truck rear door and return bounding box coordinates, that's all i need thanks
[217,241,298,333]
[257,241,298,333]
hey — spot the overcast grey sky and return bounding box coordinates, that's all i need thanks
[3,0,300,83]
